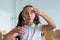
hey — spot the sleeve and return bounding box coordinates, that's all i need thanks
[37,24,48,31]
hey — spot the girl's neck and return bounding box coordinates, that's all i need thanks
[25,21,33,26]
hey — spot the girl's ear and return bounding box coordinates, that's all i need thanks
[23,17,25,21]
[22,12,24,17]
[22,13,25,21]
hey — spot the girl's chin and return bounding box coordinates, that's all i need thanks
[27,19,32,21]
[27,20,33,22]
[27,18,32,20]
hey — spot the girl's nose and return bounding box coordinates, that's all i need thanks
[28,12,31,16]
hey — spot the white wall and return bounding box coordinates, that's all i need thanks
[0,0,16,33]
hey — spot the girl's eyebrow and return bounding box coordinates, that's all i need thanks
[31,9,36,13]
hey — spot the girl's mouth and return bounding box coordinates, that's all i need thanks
[27,17,32,20]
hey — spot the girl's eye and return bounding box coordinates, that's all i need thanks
[25,12,28,14]
[24,12,35,14]
[31,12,34,14]
[31,10,36,13]
[31,11,35,14]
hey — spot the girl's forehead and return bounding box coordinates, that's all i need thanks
[23,7,34,12]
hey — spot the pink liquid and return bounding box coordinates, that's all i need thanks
[19,31,25,36]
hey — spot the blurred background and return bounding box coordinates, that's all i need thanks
[0,0,60,33]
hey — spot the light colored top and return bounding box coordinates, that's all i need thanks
[19,23,45,40]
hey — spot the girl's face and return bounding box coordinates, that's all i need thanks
[22,7,35,22]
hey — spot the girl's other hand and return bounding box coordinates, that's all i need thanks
[31,8,43,16]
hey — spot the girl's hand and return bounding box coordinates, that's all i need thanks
[11,26,25,33]
[12,27,26,36]
[17,27,26,36]
[3,27,26,40]
[32,8,43,16]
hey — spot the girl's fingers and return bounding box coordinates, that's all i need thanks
[18,27,26,36]
[17,27,26,32]
[32,8,37,13]
[32,8,39,14]
[18,27,24,30]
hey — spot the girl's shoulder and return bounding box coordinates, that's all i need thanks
[36,23,47,28]
[37,23,48,26]
[36,23,43,26]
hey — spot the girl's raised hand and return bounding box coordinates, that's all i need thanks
[31,8,43,16]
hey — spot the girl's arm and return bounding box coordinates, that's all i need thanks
[3,27,26,40]
[3,28,19,40]
[33,8,56,31]
[40,12,56,31]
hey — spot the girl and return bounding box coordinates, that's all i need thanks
[3,5,56,40]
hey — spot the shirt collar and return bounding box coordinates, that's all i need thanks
[24,23,35,28]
